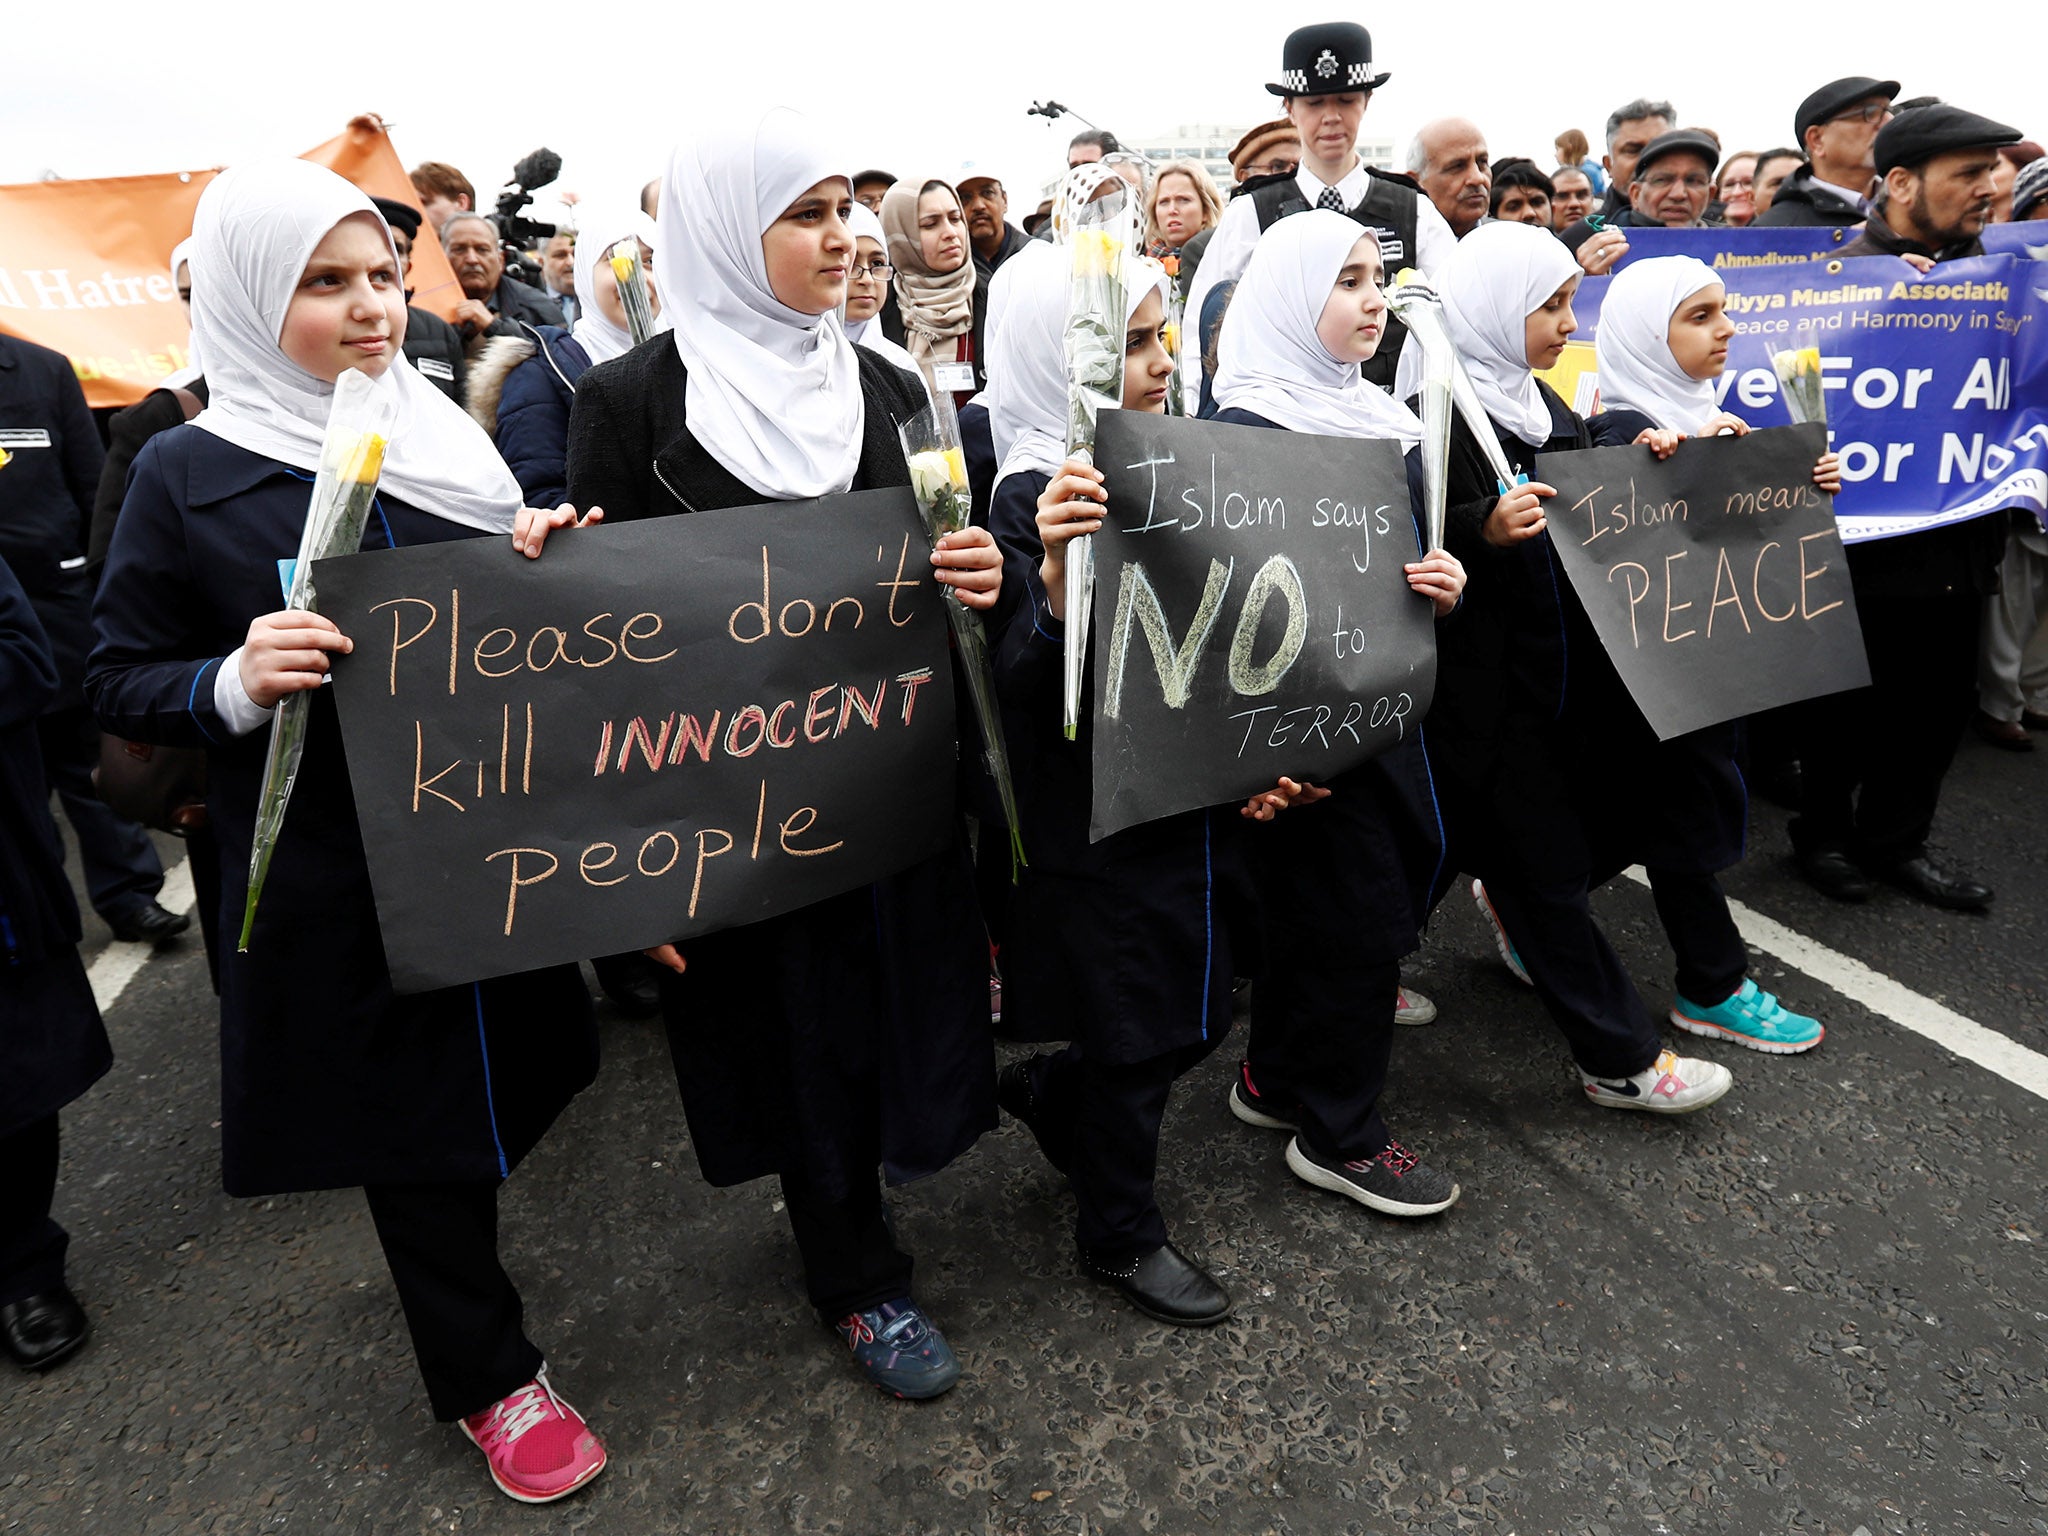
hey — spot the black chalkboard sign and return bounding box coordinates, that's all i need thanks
[314,489,957,993]
[1088,410,1437,841]
[1536,423,1869,740]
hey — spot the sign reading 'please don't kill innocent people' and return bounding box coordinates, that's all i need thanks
[1087,410,1438,841]
[1536,423,1870,740]
[314,489,957,993]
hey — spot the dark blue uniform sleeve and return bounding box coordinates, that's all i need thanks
[987,472,1068,707]
[1586,408,1657,449]
[494,354,572,511]
[0,555,60,730]
[85,437,235,747]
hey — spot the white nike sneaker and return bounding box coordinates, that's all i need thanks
[1394,985,1438,1026]
[1580,1049,1732,1114]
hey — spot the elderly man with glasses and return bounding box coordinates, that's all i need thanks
[1755,76,1899,227]
[1562,129,1724,274]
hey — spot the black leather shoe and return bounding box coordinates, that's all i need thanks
[1081,1243,1232,1327]
[1796,846,1873,902]
[1877,856,1993,912]
[1,1287,88,1371]
[106,900,190,947]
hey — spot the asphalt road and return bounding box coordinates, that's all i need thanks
[4,732,2045,1536]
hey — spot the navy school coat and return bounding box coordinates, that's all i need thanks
[87,426,595,1197]
[984,468,1252,1065]
[565,335,994,1197]
[1209,407,1448,960]
[0,554,110,1136]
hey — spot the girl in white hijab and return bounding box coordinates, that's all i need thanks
[1590,255,1842,493]
[568,211,667,367]
[553,109,1002,1405]
[1578,255,1833,1061]
[1419,218,1742,1123]
[88,158,609,1507]
[840,202,926,388]
[1207,208,1466,1219]
[981,244,1318,1327]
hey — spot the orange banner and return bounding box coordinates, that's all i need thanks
[0,116,463,409]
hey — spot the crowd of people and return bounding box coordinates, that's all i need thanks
[2,20,2041,1508]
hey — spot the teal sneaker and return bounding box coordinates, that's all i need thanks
[833,1299,962,1400]
[1670,978,1824,1055]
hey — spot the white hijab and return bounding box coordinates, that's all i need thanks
[1212,210,1422,448]
[161,236,203,392]
[1595,256,1722,434]
[185,160,523,532]
[570,211,668,367]
[660,108,863,501]
[985,241,1169,491]
[838,202,924,386]
[1436,220,1580,446]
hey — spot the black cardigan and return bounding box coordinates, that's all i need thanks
[565,335,927,520]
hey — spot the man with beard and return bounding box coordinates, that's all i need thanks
[1755,77,1898,227]
[1791,105,2024,911]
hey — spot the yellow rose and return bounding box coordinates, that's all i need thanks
[942,446,968,490]
[345,432,389,486]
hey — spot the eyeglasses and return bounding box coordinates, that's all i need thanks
[849,261,895,280]
[1830,101,1892,126]
[1643,172,1712,192]
[1245,159,1300,177]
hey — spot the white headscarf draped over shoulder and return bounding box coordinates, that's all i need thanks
[1212,209,1422,447]
[1595,255,1723,434]
[1435,220,1580,446]
[984,240,1170,491]
[185,160,523,532]
[571,211,669,367]
[660,108,863,500]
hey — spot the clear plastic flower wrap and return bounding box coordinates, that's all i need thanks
[238,367,398,952]
[897,394,1027,874]
[1387,270,1522,495]
[1058,177,1136,739]
[607,237,658,346]
[1385,271,1453,552]
[1767,322,1828,427]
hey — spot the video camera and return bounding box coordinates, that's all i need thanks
[492,147,563,287]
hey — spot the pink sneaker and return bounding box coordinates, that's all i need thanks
[459,1371,607,1504]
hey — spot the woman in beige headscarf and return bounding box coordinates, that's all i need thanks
[879,175,986,408]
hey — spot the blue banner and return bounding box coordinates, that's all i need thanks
[1541,249,2048,542]
[1602,225,1854,273]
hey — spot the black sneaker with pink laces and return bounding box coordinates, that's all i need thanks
[1284,1136,1460,1217]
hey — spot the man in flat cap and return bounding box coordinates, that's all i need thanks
[1185,21,1454,391]
[1564,129,1724,274]
[1790,105,2024,912]
[1754,76,1898,227]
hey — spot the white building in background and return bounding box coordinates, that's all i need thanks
[1043,125,1398,200]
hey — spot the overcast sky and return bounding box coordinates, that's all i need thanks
[6,0,2036,219]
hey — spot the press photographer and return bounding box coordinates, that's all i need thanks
[442,148,566,342]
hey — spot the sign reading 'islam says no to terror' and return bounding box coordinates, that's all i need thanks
[313,489,958,994]
[1535,423,1870,741]
[1087,410,1439,841]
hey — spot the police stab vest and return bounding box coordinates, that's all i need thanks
[1246,167,1422,390]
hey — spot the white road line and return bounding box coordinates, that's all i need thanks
[1622,868,2048,1102]
[86,858,197,1014]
